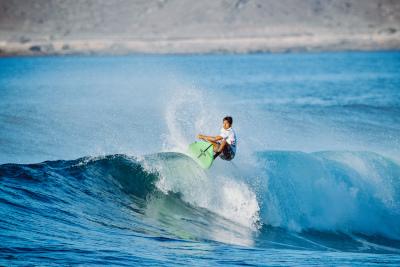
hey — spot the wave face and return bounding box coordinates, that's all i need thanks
[0,152,260,258]
[1,151,400,261]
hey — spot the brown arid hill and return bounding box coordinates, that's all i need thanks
[0,0,399,56]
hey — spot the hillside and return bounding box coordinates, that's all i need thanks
[0,0,399,55]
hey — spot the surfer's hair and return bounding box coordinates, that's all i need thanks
[223,116,233,125]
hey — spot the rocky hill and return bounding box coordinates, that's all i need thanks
[0,0,399,55]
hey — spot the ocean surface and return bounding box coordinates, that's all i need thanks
[1,52,400,266]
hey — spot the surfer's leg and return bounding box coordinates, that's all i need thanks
[213,140,226,159]
[217,139,226,153]
[207,140,219,152]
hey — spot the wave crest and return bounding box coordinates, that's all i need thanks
[256,150,400,239]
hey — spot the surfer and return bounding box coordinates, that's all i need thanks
[197,116,237,161]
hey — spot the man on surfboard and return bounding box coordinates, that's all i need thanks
[197,116,237,161]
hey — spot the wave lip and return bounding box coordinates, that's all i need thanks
[257,150,400,240]
[142,152,260,230]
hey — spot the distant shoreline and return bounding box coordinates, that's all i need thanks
[1,33,399,56]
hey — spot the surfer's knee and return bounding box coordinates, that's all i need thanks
[211,143,219,152]
[219,139,226,150]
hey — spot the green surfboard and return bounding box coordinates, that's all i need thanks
[187,141,214,169]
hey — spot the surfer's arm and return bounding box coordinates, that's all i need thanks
[197,134,223,142]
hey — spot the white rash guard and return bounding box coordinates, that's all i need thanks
[219,127,237,154]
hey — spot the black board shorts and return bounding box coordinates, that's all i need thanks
[220,144,235,161]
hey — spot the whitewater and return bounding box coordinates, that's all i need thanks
[1,52,399,266]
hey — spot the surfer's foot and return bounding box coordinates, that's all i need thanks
[213,151,221,160]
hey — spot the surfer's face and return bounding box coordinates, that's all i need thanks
[223,120,231,130]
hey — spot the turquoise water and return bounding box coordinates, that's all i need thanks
[1,52,400,266]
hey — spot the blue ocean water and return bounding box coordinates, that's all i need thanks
[1,52,400,266]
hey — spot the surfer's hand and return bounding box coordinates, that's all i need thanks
[197,134,204,140]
